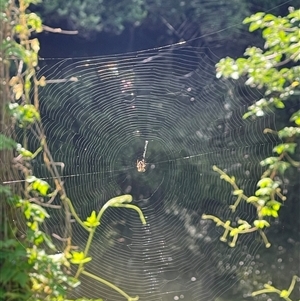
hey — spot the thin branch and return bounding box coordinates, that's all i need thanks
[42,24,78,35]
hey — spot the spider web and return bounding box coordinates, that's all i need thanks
[6,10,293,298]
[27,43,279,301]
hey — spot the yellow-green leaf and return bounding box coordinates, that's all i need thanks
[254,219,270,229]
[233,189,243,195]
[70,251,92,264]
[246,196,259,203]
[280,290,289,298]
[84,211,100,228]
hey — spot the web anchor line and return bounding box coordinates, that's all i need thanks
[3,147,220,184]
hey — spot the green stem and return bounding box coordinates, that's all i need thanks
[81,270,139,301]
[285,153,300,167]
[287,275,298,295]
[259,230,271,248]
[112,204,146,225]
[252,288,279,296]
[31,146,42,159]
[75,226,95,278]
[75,196,146,279]
[63,197,91,232]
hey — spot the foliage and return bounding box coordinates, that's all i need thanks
[216,8,300,120]
[252,275,300,301]
[0,186,32,301]
[33,0,250,41]
[212,7,300,244]
[34,0,147,36]
[1,0,147,300]
[64,194,145,301]
[211,7,300,301]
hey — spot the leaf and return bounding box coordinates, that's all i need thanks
[232,189,243,195]
[276,161,291,174]
[16,144,33,157]
[254,219,270,229]
[257,178,273,188]
[83,211,100,228]
[29,178,50,196]
[273,143,297,155]
[246,196,259,203]
[263,14,276,21]
[12,272,29,288]
[290,110,300,125]
[0,134,16,150]
[261,206,272,216]
[249,22,261,32]
[280,290,289,298]
[243,12,265,24]
[278,127,300,138]
[70,251,92,264]
[274,99,285,108]
[255,187,272,196]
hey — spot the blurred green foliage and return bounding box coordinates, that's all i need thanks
[214,6,300,239]
[33,0,300,46]
[33,0,248,39]
[214,7,300,300]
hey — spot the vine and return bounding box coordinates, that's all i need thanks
[1,0,146,300]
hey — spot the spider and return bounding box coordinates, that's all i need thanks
[136,159,146,172]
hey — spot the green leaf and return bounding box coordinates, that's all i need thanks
[243,12,265,24]
[249,22,261,32]
[16,144,34,157]
[12,271,29,288]
[32,180,49,196]
[254,219,270,229]
[232,189,243,195]
[263,14,276,21]
[261,206,272,216]
[83,211,100,228]
[260,156,279,166]
[257,178,273,188]
[273,143,297,155]
[70,251,92,264]
[276,161,291,174]
[280,290,289,298]
[255,187,272,196]
[246,196,259,203]
[0,134,16,150]
[290,110,300,125]
[278,127,300,138]
[274,99,285,108]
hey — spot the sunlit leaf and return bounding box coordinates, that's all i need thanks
[0,134,16,150]
[273,143,297,155]
[83,211,100,228]
[257,178,273,188]
[254,219,270,228]
[70,251,92,264]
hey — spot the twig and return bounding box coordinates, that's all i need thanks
[42,24,78,35]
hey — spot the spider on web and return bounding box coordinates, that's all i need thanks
[136,158,146,172]
[136,140,148,172]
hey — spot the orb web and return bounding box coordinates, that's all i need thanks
[15,41,280,300]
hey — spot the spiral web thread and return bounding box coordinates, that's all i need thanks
[10,42,280,300]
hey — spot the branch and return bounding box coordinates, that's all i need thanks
[42,24,78,35]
